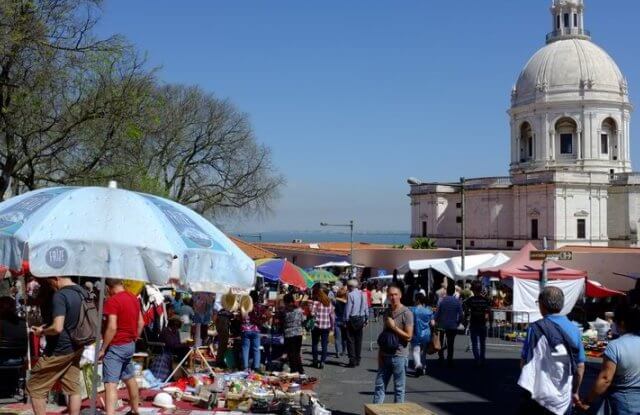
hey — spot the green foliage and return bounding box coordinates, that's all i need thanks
[411,238,438,250]
[0,0,283,218]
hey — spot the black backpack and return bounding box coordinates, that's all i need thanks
[377,330,400,354]
[65,286,99,347]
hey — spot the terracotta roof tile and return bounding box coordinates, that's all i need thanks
[256,241,392,256]
[228,236,277,260]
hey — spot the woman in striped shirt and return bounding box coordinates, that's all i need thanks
[311,286,335,369]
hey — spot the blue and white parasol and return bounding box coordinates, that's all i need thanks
[0,185,255,292]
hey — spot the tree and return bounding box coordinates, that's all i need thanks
[411,237,437,249]
[0,0,283,218]
[0,0,150,198]
[122,84,284,217]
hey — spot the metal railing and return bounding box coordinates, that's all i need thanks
[546,28,590,42]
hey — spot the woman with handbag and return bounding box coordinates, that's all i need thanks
[410,293,435,377]
[311,287,335,369]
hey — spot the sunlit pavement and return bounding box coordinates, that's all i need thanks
[304,335,600,415]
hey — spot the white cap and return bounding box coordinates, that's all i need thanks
[153,392,176,409]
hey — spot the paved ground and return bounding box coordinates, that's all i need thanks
[303,327,601,415]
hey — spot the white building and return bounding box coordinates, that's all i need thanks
[409,0,640,250]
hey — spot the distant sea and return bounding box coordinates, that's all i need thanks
[235,231,410,245]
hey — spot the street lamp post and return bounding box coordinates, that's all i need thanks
[320,220,354,277]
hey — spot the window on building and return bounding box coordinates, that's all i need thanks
[560,134,573,154]
[528,136,533,158]
[556,15,561,29]
[455,239,462,247]
[456,216,462,224]
[421,221,427,237]
[574,14,578,27]
[506,240,514,248]
[577,219,586,239]
[531,219,539,240]
[601,134,609,154]
[564,13,570,28]
[456,202,462,209]
[470,241,475,247]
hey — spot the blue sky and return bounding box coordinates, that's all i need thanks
[96,1,640,232]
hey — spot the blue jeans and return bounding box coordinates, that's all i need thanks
[470,326,486,361]
[373,355,407,404]
[334,324,347,355]
[311,328,329,364]
[241,331,261,371]
[606,389,640,415]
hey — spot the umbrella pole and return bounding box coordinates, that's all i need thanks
[89,278,106,414]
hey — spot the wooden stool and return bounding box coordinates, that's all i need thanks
[364,402,436,415]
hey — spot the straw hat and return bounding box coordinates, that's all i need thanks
[221,291,238,312]
[239,294,254,314]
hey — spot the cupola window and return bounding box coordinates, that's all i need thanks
[563,13,570,28]
[560,134,573,154]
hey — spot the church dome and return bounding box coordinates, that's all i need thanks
[513,38,627,107]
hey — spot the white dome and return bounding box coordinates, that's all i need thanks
[513,39,627,106]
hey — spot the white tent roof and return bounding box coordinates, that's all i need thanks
[398,253,511,281]
[369,274,404,282]
[315,261,358,268]
[398,258,448,273]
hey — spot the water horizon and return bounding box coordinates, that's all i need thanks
[233,230,410,245]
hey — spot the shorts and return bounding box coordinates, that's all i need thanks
[27,350,83,399]
[102,342,136,384]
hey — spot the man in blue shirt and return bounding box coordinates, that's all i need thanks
[345,279,368,367]
[518,286,586,414]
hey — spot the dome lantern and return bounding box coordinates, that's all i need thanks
[547,0,590,44]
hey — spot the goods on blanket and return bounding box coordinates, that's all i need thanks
[583,339,608,358]
[582,329,598,342]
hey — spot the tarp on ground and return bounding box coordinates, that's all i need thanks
[512,277,585,322]
[478,243,587,280]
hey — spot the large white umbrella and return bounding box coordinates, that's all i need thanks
[0,184,255,411]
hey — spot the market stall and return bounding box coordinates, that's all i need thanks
[478,243,588,323]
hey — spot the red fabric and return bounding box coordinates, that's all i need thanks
[478,243,587,280]
[585,280,625,298]
[103,290,141,345]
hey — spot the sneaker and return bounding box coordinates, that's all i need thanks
[319,362,324,369]
[415,367,423,377]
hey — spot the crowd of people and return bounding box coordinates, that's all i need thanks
[0,271,638,414]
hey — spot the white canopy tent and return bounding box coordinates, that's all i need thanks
[315,261,353,268]
[398,253,511,281]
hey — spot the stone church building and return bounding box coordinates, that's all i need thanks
[409,0,640,249]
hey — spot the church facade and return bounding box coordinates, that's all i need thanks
[409,0,640,249]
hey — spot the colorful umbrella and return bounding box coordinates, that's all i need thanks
[309,269,339,284]
[256,258,313,289]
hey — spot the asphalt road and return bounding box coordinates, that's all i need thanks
[303,329,600,415]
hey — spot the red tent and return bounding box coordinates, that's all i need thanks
[585,280,625,298]
[478,243,587,280]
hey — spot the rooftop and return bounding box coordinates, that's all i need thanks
[228,236,277,260]
[257,241,393,256]
[559,245,640,254]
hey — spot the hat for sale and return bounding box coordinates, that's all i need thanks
[221,291,238,312]
[153,392,176,409]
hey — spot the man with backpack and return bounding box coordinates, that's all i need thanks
[27,276,90,415]
[373,284,414,404]
[99,278,144,415]
[518,286,586,415]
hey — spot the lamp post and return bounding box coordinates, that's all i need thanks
[320,220,354,277]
